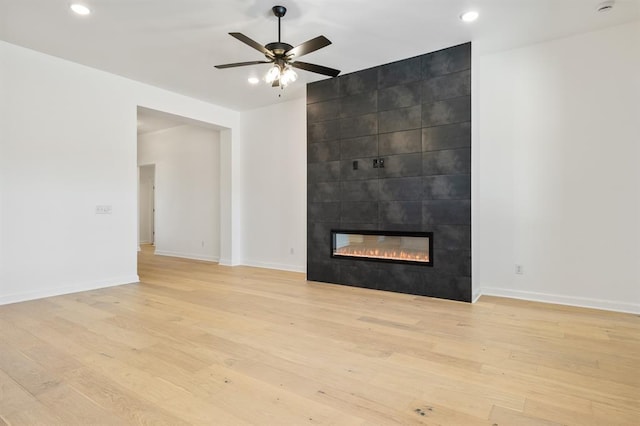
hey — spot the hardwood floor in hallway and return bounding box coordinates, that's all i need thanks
[0,246,639,424]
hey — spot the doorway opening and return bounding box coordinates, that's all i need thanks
[136,106,227,268]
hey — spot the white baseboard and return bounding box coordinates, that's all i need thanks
[241,259,306,273]
[481,287,640,314]
[154,250,219,263]
[0,275,140,306]
[471,289,482,303]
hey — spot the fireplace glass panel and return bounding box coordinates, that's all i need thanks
[331,230,432,265]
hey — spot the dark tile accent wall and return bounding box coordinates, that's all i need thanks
[307,42,471,302]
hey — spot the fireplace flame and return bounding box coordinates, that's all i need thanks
[334,247,429,262]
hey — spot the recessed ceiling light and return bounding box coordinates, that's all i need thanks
[70,4,91,16]
[248,77,260,85]
[460,11,479,22]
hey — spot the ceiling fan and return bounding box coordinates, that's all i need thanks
[214,5,340,87]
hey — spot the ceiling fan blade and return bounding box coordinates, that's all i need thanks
[286,36,331,59]
[215,60,272,69]
[229,32,274,58]
[272,79,280,87]
[291,61,341,77]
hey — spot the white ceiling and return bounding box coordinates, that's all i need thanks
[1,0,638,111]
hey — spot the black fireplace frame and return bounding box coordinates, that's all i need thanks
[330,229,434,266]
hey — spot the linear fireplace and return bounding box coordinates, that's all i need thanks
[331,230,433,266]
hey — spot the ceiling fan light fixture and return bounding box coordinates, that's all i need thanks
[248,77,260,85]
[70,3,91,15]
[460,10,479,22]
[265,65,281,83]
[280,67,297,86]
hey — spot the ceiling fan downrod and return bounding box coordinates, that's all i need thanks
[272,6,286,43]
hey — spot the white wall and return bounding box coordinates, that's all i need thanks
[475,21,640,313]
[0,41,241,305]
[240,98,307,272]
[138,125,221,261]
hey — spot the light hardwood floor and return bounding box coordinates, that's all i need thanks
[1,246,639,425]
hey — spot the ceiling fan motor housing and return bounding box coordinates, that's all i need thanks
[265,42,293,57]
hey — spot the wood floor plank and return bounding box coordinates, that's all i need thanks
[0,369,39,417]
[34,382,126,424]
[0,400,64,425]
[62,366,191,425]
[0,344,63,397]
[0,244,638,425]
[489,404,563,426]
[215,357,412,424]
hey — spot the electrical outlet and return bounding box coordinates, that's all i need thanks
[515,264,524,275]
[290,248,294,255]
[95,205,112,214]
[201,241,205,248]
